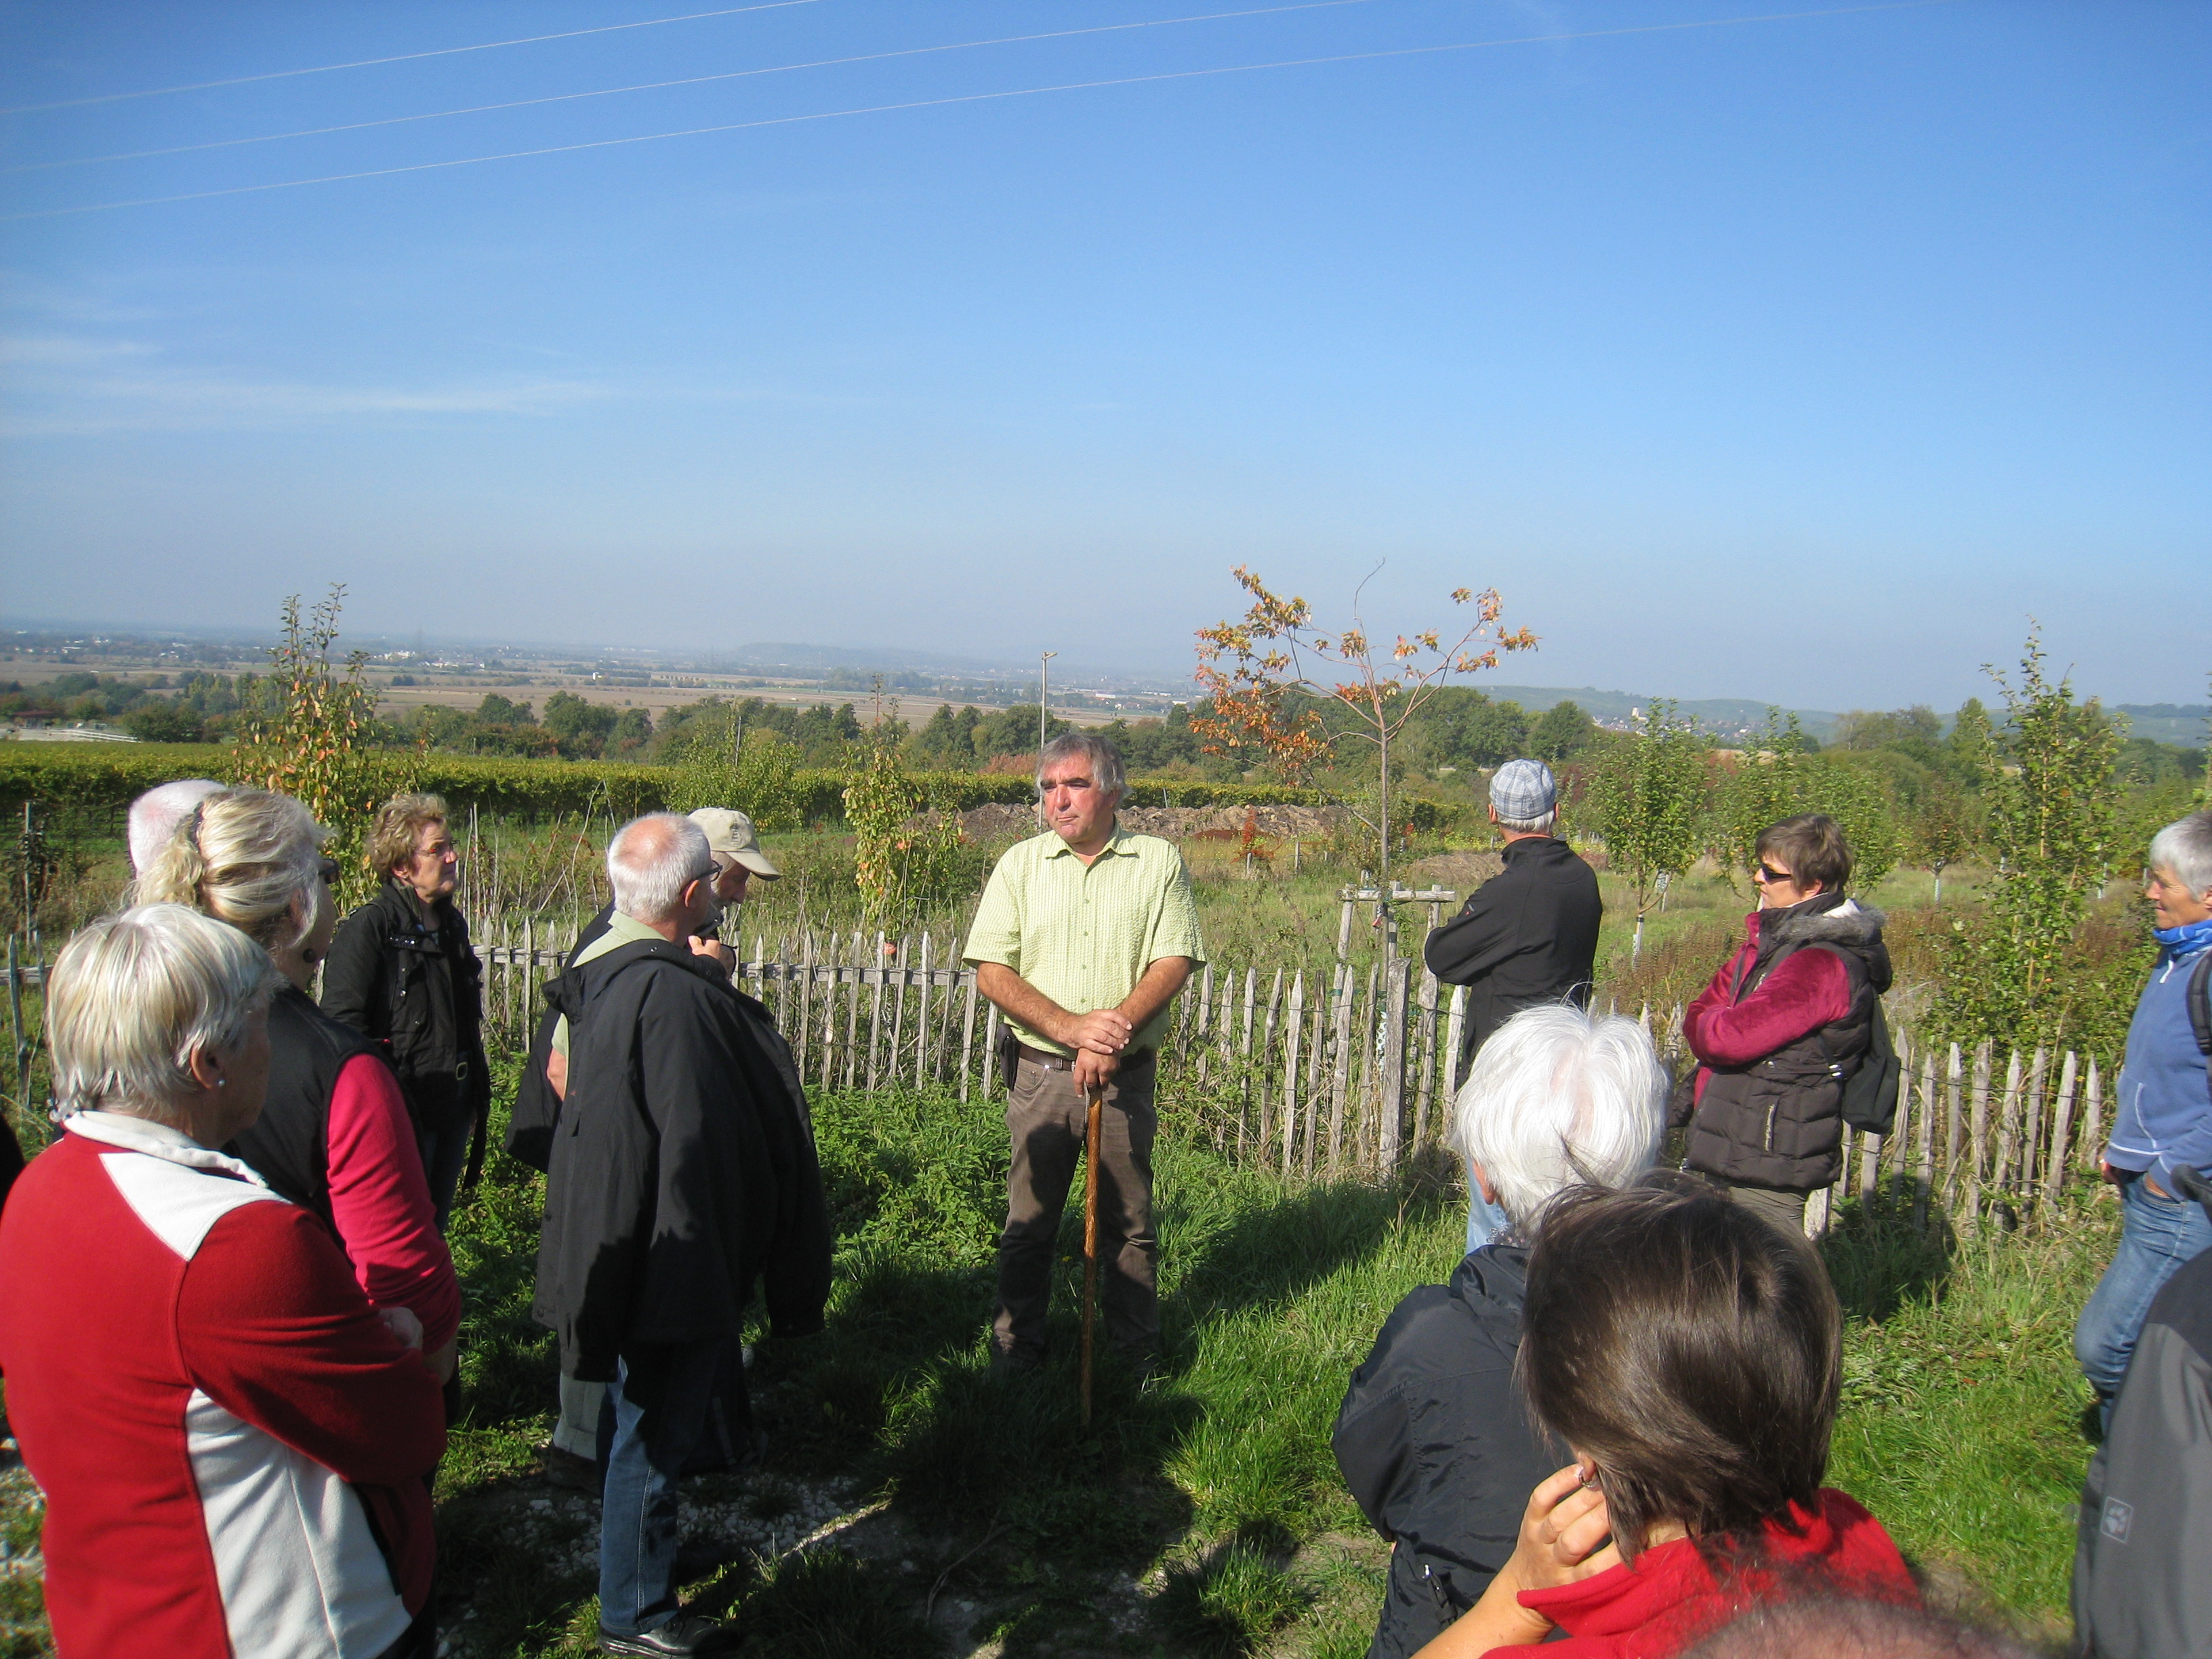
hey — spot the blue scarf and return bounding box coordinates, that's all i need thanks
[2154,914,2212,961]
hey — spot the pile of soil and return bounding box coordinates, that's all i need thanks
[1401,850,1502,892]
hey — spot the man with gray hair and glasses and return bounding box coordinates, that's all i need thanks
[533,813,830,1658]
[1332,1004,1668,1659]
[964,731,1204,1378]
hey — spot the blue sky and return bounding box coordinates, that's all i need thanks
[1,0,2206,710]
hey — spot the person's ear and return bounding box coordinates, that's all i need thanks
[186,1044,225,1094]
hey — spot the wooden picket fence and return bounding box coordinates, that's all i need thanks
[0,915,2129,1242]
[467,918,2118,1238]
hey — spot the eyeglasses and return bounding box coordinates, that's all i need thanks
[1753,862,1794,886]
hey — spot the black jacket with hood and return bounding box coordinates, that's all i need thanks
[1422,837,1602,1065]
[531,937,831,1382]
[1331,1246,1563,1659]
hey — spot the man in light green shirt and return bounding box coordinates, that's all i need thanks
[964,732,1202,1374]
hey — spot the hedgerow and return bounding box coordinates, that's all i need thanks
[0,744,1323,822]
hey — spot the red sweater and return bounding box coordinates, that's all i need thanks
[1683,912,1853,1101]
[327,1052,461,1353]
[0,1115,445,1659]
[1500,1490,1917,1658]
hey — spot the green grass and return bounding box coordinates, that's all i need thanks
[1824,1189,2118,1637]
[0,1078,2117,1657]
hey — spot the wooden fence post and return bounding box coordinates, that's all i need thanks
[1378,958,1410,1174]
[1992,1048,2024,1218]
[1966,1041,1992,1229]
[1412,968,1441,1153]
[1442,985,1467,1100]
[1913,1049,1936,1233]
[1303,1000,1326,1179]
[2081,1059,2103,1176]
[960,968,979,1103]
[2022,1046,2048,1200]
[1278,972,1305,1174]
[2043,1050,2079,1207]
[912,934,932,1089]
[1328,965,1359,1177]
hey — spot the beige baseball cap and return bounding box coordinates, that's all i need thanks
[687,808,782,879]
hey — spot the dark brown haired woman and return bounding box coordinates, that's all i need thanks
[1679,813,1890,1237]
[1411,1181,1917,1658]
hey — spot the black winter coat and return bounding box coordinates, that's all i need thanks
[1422,837,1602,1065]
[532,939,831,1381]
[1332,1248,1563,1659]
[321,880,491,1139]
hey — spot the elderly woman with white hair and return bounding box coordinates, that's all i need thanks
[1332,1004,1671,1659]
[2074,808,2212,1420]
[135,787,462,1393]
[0,905,445,1659]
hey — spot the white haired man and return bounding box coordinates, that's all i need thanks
[1331,1005,1669,1659]
[964,731,1203,1376]
[125,777,223,874]
[519,806,790,1493]
[533,814,830,1658]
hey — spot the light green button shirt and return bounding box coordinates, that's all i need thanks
[550,908,667,1063]
[962,825,1205,1057]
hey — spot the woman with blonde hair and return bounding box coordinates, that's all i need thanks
[136,788,461,1391]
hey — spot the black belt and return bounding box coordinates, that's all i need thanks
[1015,1042,1154,1072]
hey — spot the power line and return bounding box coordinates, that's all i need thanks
[0,1,1968,223]
[0,0,827,116]
[5,0,1397,174]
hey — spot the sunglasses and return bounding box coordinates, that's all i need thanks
[318,858,342,886]
[1753,862,1795,886]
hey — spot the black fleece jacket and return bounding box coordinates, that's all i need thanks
[1421,836,1602,1064]
[531,938,831,1381]
[1332,1247,1563,1659]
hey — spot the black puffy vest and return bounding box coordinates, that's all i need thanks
[227,985,390,1230]
[1684,893,1891,1193]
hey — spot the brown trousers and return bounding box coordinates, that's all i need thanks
[1724,1180,1812,1238]
[993,1051,1158,1361]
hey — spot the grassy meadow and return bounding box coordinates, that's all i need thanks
[0,811,2121,1657]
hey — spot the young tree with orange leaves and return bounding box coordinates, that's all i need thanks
[1193,565,1537,883]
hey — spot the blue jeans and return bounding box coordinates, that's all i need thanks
[413,1117,472,1235]
[596,1340,722,1636]
[1466,1162,1511,1254]
[2074,1172,2212,1411]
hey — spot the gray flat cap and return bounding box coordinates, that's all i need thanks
[1490,759,1557,823]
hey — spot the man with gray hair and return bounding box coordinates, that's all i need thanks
[534,813,830,1657]
[1332,1005,1668,1659]
[964,731,1203,1376]
[1422,757,1602,1250]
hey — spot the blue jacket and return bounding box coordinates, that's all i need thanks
[2104,930,2212,1195]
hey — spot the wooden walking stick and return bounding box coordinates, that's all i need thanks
[1080,1083,1104,1427]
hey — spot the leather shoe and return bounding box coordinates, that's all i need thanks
[541,1443,601,1493]
[597,1611,734,1655]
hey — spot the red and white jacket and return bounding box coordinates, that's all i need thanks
[0,1113,445,1659]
